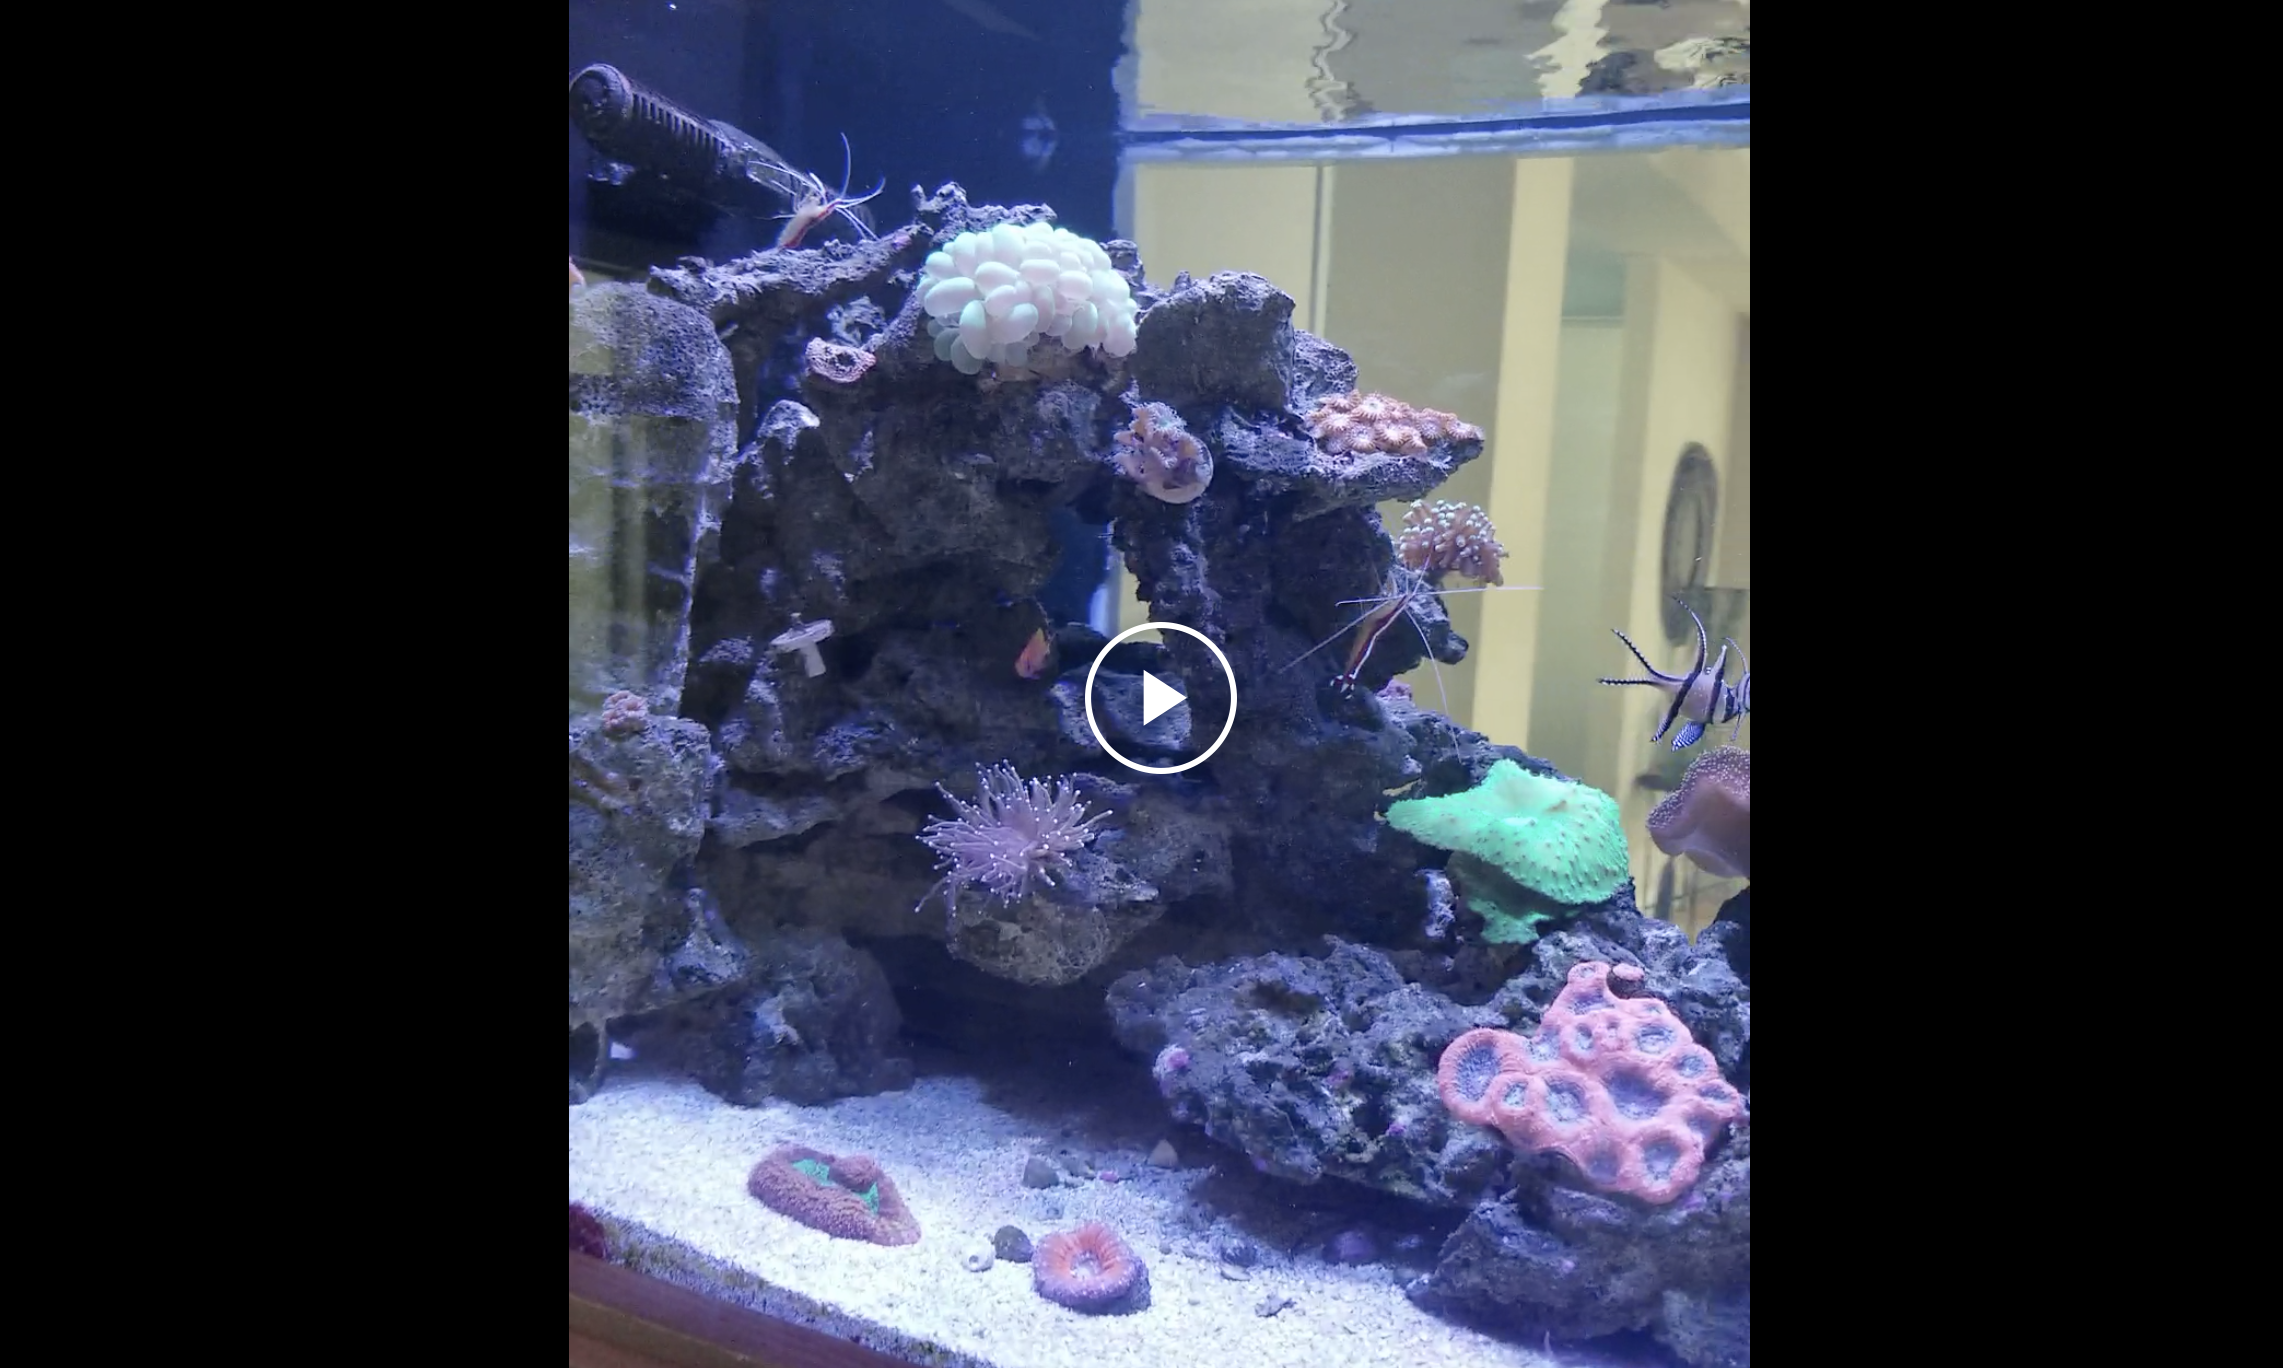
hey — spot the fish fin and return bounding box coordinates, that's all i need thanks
[1609,627,1668,679]
[1672,720,1706,749]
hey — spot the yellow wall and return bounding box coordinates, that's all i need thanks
[1526,318,1630,791]
[1318,155,1522,726]
[1118,155,1577,735]
[1116,163,1328,633]
[1609,256,1744,899]
[1125,164,1325,328]
[1465,159,1575,746]
[1717,316,1750,590]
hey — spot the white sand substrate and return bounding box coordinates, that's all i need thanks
[570,1065,1560,1368]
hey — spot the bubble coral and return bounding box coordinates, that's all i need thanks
[1112,401,1213,504]
[917,222,1139,373]
[1032,1220,1151,1314]
[1399,499,1506,585]
[746,1144,921,1246]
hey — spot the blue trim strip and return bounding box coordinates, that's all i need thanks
[1119,89,1749,161]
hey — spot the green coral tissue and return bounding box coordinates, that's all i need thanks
[1387,760,1630,911]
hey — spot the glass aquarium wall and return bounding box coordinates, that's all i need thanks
[1117,146,1750,937]
[573,4,1748,1368]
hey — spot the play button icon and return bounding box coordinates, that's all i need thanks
[1083,620,1238,775]
[1140,671,1185,726]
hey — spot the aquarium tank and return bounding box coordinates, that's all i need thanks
[569,3,1749,1366]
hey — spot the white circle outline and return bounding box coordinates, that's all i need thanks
[1082,622,1238,775]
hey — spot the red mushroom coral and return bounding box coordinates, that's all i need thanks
[1648,745,1750,880]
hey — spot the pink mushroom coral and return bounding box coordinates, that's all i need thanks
[1648,746,1749,879]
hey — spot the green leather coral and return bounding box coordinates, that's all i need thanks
[1387,760,1629,907]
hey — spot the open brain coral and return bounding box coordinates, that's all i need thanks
[1438,961,1743,1204]
[917,222,1139,373]
[746,1144,921,1246]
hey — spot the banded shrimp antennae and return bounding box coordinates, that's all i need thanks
[1279,569,1542,715]
[770,132,888,248]
[1274,499,1540,714]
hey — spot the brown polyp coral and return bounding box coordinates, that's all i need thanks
[1112,401,1213,504]
[746,1144,921,1246]
[804,337,877,385]
[600,690,649,737]
[1399,499,1507,585]
[1648,745,1749,879]
[1438,960,1743,1205]
[1305,391,1483,458]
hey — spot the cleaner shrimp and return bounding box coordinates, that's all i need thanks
[771,132,888,249]
[1276,499,1539,714]
[1278,569,1542,714]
